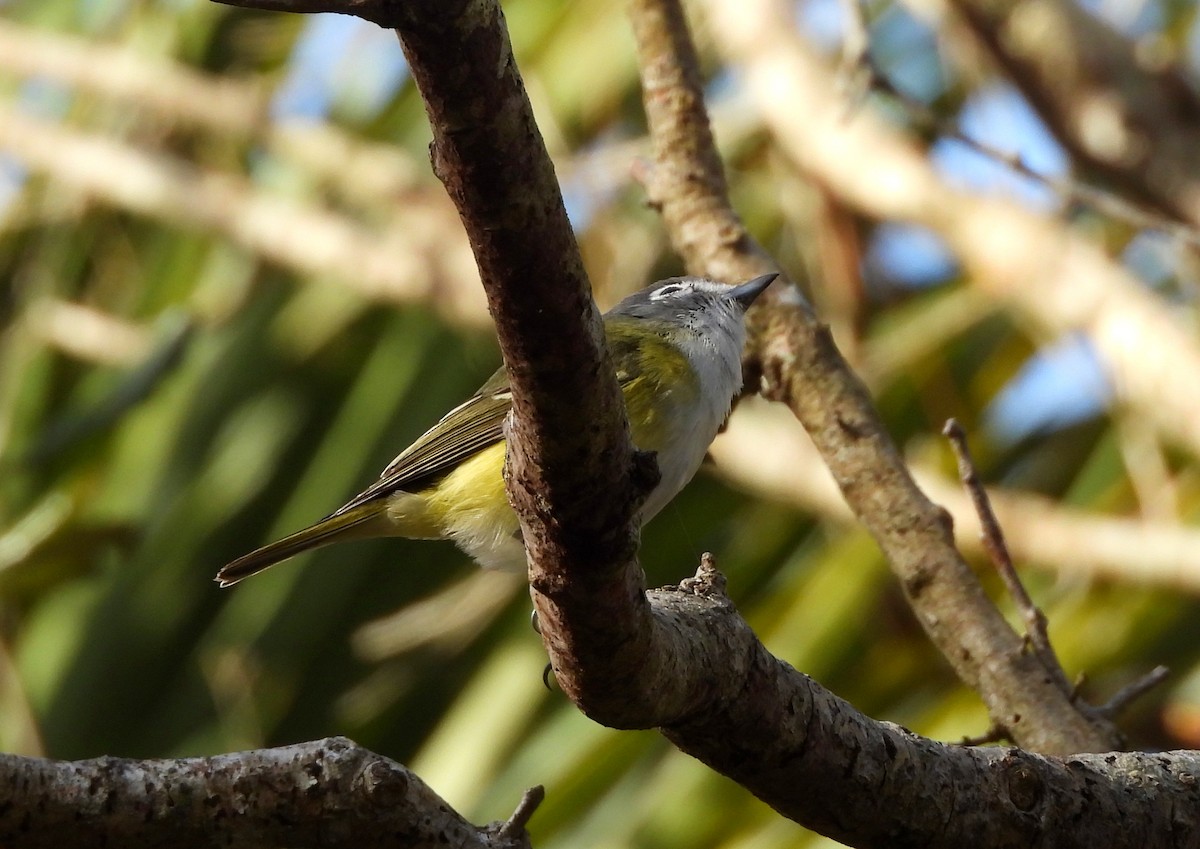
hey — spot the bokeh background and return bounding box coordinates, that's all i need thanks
[3,0,1200,846]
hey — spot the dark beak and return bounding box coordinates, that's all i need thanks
[725,273,778,309]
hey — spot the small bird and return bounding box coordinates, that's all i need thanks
[216,273,776,586]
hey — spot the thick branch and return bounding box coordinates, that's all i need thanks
[6,625,1197,849]
[0,737,534,849]
[383,0,661,719]
[632,0,1117,753]
[639,563,1198,849]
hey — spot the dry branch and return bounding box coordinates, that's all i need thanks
[634,0,1117,752]
[0,737,536,849]
[3,660,1198,848]
[943,418,1065,688]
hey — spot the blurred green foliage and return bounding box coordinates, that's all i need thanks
[1,1,1199,847]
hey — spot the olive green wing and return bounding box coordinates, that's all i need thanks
[333,331,645,516]
[331,367,513,515]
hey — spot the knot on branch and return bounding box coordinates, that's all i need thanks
[676,552,728,598]
[1001,754,1046,813]
[354,759,409,810]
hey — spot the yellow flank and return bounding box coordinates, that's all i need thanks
[389,442,525,571]
[420,442,511,534]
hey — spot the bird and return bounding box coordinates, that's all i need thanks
[215,273,776,587]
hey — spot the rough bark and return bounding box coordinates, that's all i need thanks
[3,632,1199,849]
[0,737,536,849]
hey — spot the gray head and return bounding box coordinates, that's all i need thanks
[604,273,777,407]
[608,273,777,327]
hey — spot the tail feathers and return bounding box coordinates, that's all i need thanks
[215,504,381,587]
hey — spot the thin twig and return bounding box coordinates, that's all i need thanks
[942,418,1071,694]
[957,725,1007,747]
[495,785,545,841]
[1097,665,1170,720]
[945,419,1168,732]
[711,403,1200,592]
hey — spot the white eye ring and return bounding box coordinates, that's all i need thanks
[650,283,687,300]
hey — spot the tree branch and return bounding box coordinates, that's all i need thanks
[943,418,1068,693]
[629,0,776,286]
[0,737,537,849]
[6,654,1198,848]
[382,0,667,720]
[647,562,1200,849]
[632,0,1118,753]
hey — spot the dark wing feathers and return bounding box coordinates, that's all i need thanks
[332,332,644,518]
[331,368,512,516]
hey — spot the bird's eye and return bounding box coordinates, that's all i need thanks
[651,283,685,300]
